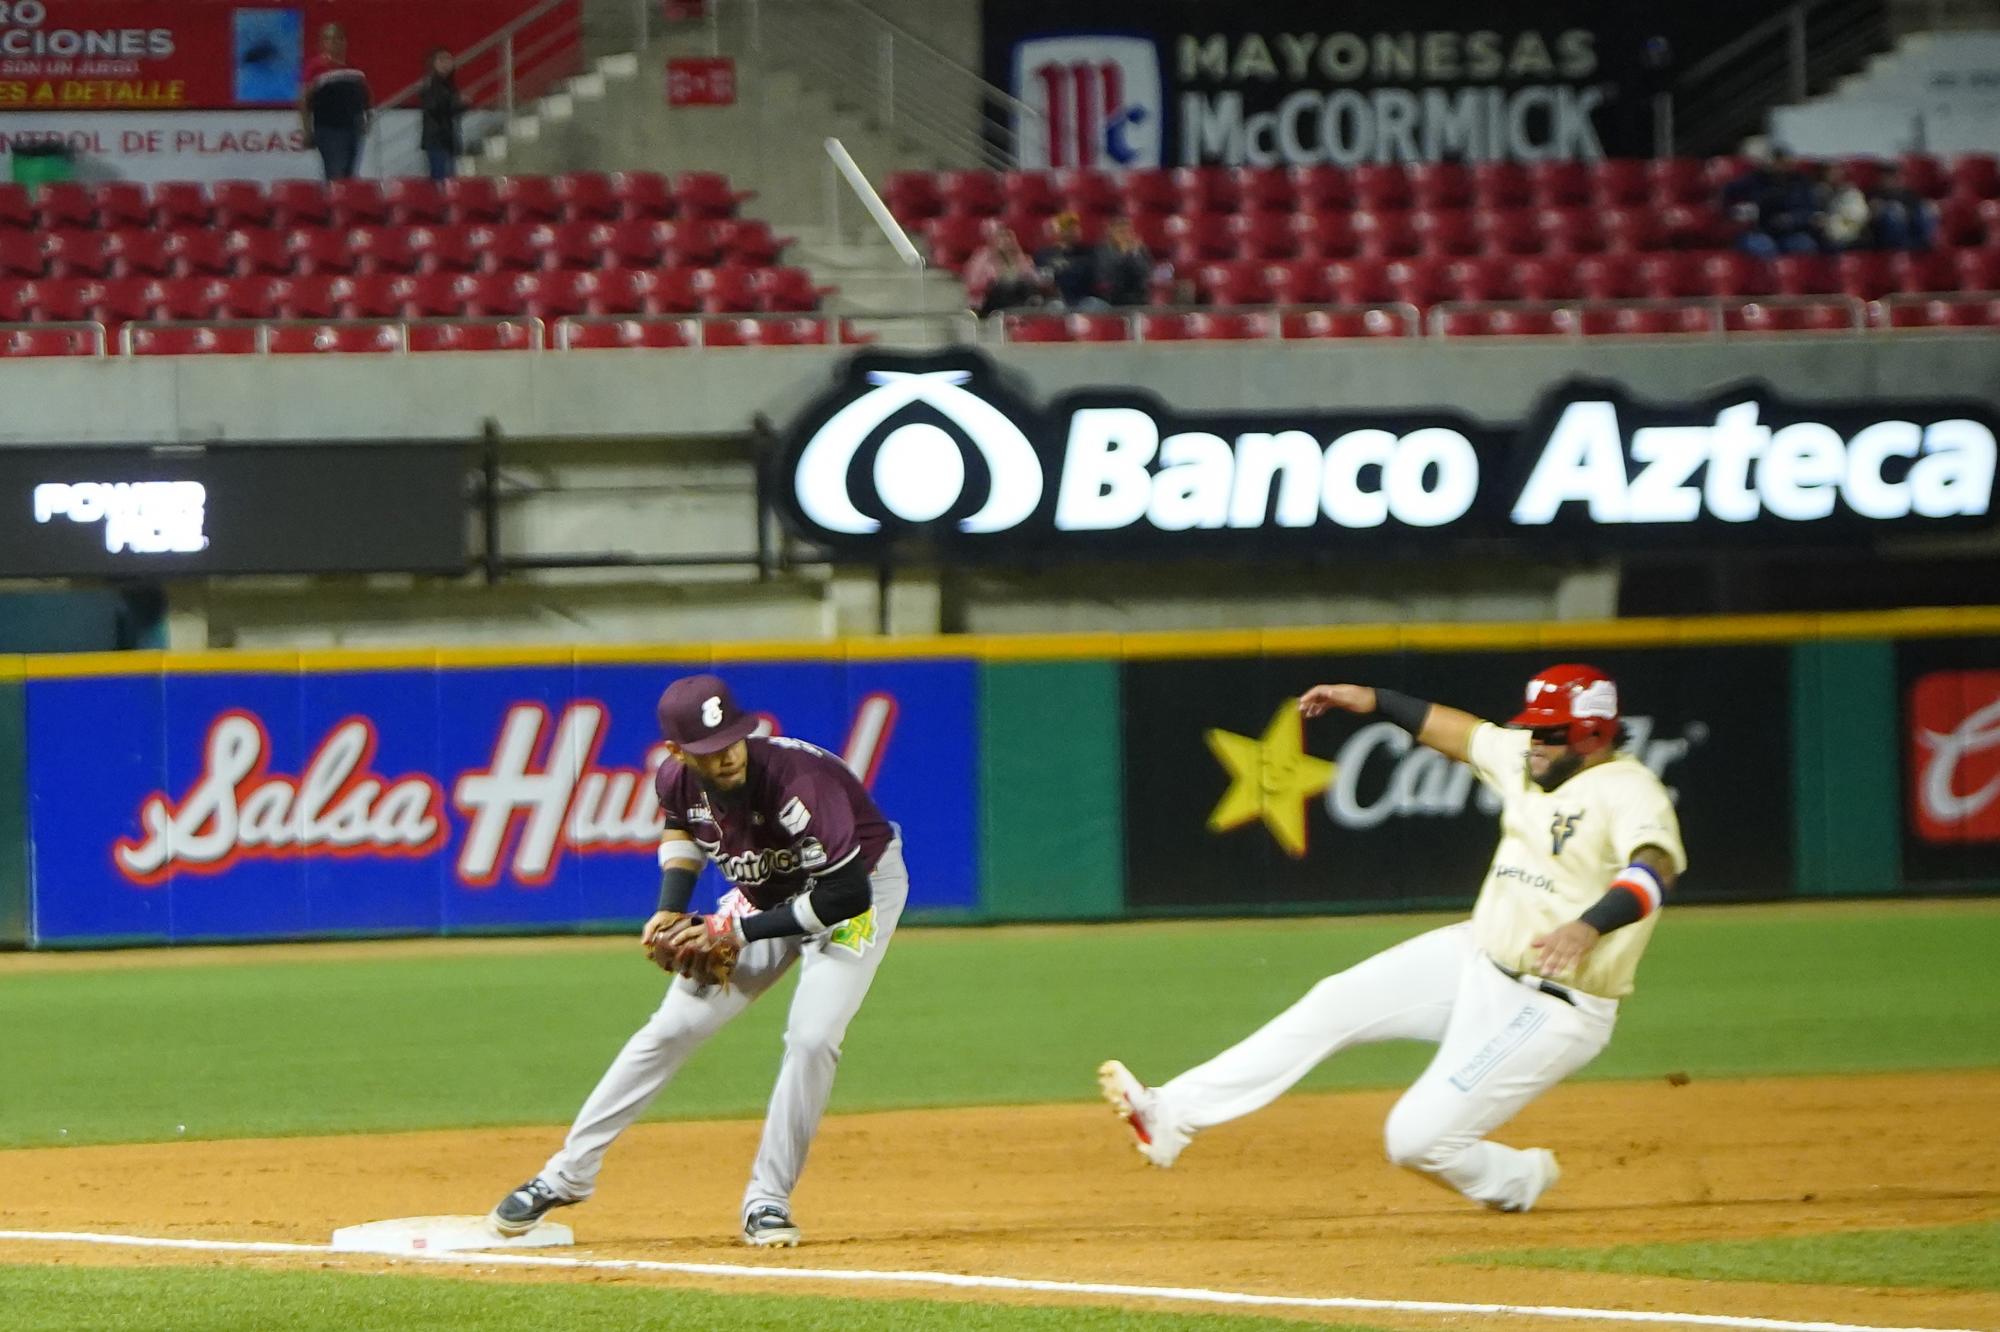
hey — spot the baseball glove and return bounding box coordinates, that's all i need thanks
[649,913,740,988]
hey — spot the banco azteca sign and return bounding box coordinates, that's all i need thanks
[770,350,1999,557]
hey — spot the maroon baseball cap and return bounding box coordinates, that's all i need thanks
[656,674,758,754]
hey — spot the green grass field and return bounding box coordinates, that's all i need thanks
[2,904,1997,1148]
[5,902,1998,1330]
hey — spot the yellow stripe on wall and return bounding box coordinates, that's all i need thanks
[19,606,2000,679]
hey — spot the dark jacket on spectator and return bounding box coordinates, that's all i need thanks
[1037,241,1098,307]
[1094,240,1151,307]
[420,72,464,154]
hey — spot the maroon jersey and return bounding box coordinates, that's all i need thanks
[654,735,892,910]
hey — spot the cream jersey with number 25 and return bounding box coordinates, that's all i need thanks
[1464,722,1688,999]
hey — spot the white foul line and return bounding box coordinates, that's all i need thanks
[0,1229,1983,1332]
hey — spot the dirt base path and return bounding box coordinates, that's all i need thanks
[2,1070,1996,1329]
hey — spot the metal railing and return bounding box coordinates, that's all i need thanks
[366,0,593,177]
[1668,0,1893,155]
[734,0,1038,169]
[1426,295,1869,337]
[115,317,545,355]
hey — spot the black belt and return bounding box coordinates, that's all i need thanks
[1492,958,1577,1007]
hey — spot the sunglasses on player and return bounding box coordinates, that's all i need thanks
[1527,726,1572,747]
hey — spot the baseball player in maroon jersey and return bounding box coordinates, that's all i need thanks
[1101,664,1685,1212]
[490,673,908,1247]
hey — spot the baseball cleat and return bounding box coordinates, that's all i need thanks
[742,1202,802,1248]
[489,1176,581,1237]
[1097,1059,1191,1168]
[1493,1148,1561,1213]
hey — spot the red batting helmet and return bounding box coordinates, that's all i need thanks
[1509,663,1620,747]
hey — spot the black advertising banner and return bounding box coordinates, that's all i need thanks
[982,0,1809,168]
[1120,647,1792,912]
[0,443,467,577]
[1898,637,2000,890]
[770,350,2000,561]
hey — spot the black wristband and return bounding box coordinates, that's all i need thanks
[656,865,699,915]
[741,859,874,943]
[1374,688,1432,735]
[1579,884,1647,935]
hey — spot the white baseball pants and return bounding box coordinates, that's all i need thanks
[540,839,909,1218]
[1156,921,1615,1209]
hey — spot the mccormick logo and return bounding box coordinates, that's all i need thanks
[1910,671,2000,844]
[112,695,897,887]
[1011,36,1163,170]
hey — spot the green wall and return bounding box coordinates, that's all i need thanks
[0,665,26,947]
[977,661,1124,919]
[1791,641,1901,896]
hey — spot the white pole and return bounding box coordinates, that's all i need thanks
[823,137,921,269]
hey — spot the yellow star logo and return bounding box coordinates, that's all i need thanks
[1205,700,1336,859]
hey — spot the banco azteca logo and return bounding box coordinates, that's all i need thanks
[781,352,1047,539]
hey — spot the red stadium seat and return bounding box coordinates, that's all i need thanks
[586,220,661,270]
[1137,312,1201,341]
[1639,252,1706,298]
[395,272,465,318]
[1386,256,1451,307]
[269,180,333,229]
[884,171,945,223]
[1770,254,1838,295]
[1290,212,1358,259]
[2,325,101,357]
[333,273,406,319]
[1591,160,1651,206]
[1351,209,1418,257]
[559,316,697,349]
[1836,251,1894,300]
[701,315,832,346]
[1230,212,1300,260]
[718,218,789,267]
[498,175,563,224]
[386,177,451,226]
[411,318,541,352]
[1175,165,1239,215]
[1489,306,1562,336]
[1194,259,1272,306]
[209,181,272,230]
[757,266,831,312]
[1327,257,1396,305]
[1576,253,1645,300]
[1119,169,1178,217]
[922,215,986,270]
[34,182,96,230]
[266,322,408,354]
[1659,204,1730,249]
[515,270,595,319]
[1897,153,1948,199]
[1445,256,1520,302]
[1531,161,1591,206]
[87,277,157,326]
[1536,207,1603,255]
[1947,154,1999,199]
[1701,250,1769,297]
[675,172,752,219]
[610,171,675,221]
[1412,209,1479,257]
[445,175,506,224]
[214,276,282,320]
[44,231,114,279]
[1065,312,1131,342]
[0,283,31,323]
[1473,210,1541,257]
[109,231,177,280]
[1002,171,1061,216]
[1472,162,1533,209]
[409,224,479,275]
[1600,206,1665,253]
[125,324,260,355]
[1434,306,1493,337]
[1164,213,1234,264]
[1891,249,1959,295]
[666,218,725,267]
[1056,169,1122,218]
[1934,197,1985,248]
[270,274,342,320]
[0,183,34,231]
[1263,258,1330,305]
[1648,158,1710,206]
[1282,165,1349,212]
[530,221,600,272]
[285,227,355,277]
[94,182,150,229]
[468,223,541,273]
[1002,312,1074,344]
[348,227,418,276]
[453,272,527,317]
[1411,162,1473,210]
[148,277,222,321]
[634,267,704,315]
[557,171,620,221]
[328,178,390,228]
[0,232,43,278]
[1235,167,1295,213]
[701,265,762,314]
[1352,164,1413,211]
[24,277,99,323]
[167,230,234,278]
[1953,247,2000,293]
[1279,309,1379,339]
[1726,300,1854,333]
[1515,256,1582,301]
[152,181,211,230]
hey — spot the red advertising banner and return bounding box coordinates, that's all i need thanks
[0,0,578,112]
[1909,669,2000,845]
[666,56,734,107]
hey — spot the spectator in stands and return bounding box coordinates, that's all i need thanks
[1726,148,1820,258]
[1870,165,1936,251]
[1093,216,1153,308]
[300,22,372,181]
[965,222,1045,317]
[420,48,465,182]
[1820,163,1874,250]
[1036,212,1100,310]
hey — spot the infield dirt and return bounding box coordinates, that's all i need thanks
[1,1070,1994,1330]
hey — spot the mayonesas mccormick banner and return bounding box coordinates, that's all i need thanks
[21,657,977,945]
[983,0,1809,167]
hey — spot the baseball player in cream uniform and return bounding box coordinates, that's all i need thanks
[1101,664,1685,1212]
